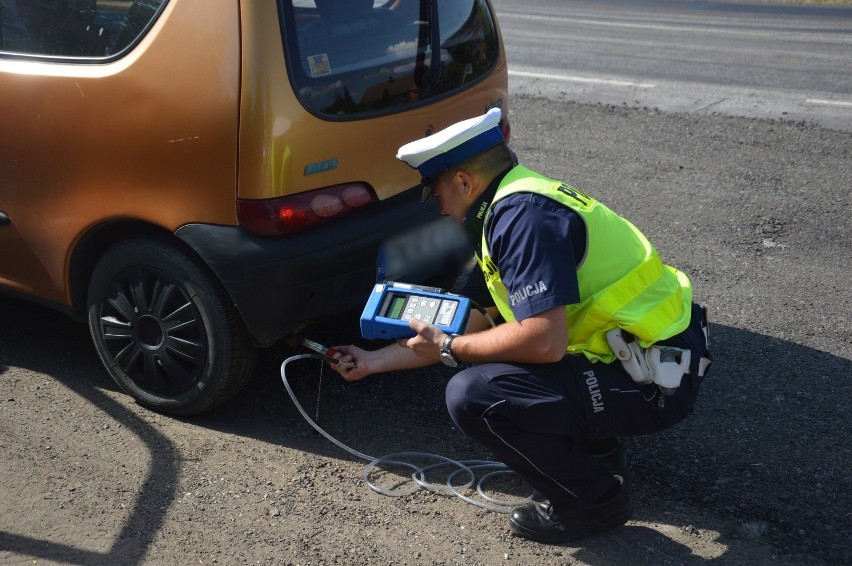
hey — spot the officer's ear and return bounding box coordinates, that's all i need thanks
[457,170,475,197]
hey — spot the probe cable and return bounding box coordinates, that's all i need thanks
[280,353,536,513]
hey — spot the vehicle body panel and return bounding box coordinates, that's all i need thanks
[238,1,509,201]
[0,0,240,304]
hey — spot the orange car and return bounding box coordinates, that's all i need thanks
[0,0,509,415]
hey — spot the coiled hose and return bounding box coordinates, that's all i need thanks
[280,353,535,513]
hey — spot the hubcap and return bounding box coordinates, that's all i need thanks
[136,314,164,349]
[97,266,208,396]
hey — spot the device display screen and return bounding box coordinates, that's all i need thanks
[387,295,406,319]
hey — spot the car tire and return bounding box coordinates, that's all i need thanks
[87,236,257,416]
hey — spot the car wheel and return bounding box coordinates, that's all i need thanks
[87,236,256,416]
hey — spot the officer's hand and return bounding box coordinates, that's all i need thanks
[399,318,444,361]
[327,345,370,382]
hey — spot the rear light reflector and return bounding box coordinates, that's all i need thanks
[238,183,377,237]
[499,116,511,142]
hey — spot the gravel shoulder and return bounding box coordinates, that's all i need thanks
[1,97,850,565]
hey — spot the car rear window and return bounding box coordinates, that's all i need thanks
[0,0,167,60]
[279,0,500,118]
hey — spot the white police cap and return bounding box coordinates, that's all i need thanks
[397,107,504,181]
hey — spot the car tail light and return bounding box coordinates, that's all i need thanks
[238,183,377,237]
[499,115,511,142]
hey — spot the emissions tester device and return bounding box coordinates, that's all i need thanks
[360,282,471,339]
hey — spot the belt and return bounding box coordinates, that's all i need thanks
[606,303,712,394]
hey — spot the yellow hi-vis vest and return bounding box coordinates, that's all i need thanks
[476,166,693,363]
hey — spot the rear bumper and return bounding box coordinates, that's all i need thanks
[176,187,448,347]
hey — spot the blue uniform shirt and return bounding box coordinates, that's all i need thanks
[463,169,587,322]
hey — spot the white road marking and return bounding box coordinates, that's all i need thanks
[806,98,852,108]
[500,11,852,45]
[509,69,655,89]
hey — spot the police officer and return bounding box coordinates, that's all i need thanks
[330,108,711,544]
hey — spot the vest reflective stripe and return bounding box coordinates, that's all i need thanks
[476,166,692,363]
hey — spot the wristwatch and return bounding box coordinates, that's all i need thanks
[439,334,460,367]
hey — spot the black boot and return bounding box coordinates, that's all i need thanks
[589,439,632,478]
[508,476,632,544]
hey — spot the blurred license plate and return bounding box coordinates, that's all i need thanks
[377,216,471,283]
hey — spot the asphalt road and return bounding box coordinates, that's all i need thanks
[3,96,850,564]
[493,0,852,131]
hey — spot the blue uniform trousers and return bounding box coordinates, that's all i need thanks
[445,303,709,509]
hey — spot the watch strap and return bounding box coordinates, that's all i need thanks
[441,333,460,366]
